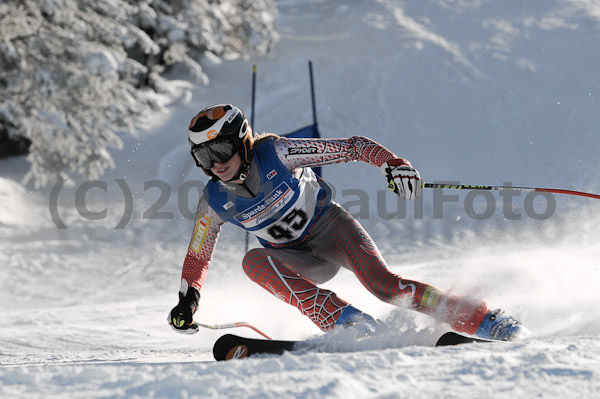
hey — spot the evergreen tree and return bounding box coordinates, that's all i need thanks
[0,0,278,187]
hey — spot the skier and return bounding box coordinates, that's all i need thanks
[168,104,525,341]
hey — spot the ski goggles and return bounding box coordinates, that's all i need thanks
[190,138,237,169]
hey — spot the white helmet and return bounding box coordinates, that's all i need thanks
[187,104,253,172]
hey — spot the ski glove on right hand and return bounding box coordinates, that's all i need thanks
[168,286,200,335]
[380,158,423,200]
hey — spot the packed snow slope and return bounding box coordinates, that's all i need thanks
[2,0,600,398]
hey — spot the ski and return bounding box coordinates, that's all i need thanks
[212,331,494,361]
[213,334,297,360]
[435,331,494,346]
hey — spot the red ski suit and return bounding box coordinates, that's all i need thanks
[180,135,489,334]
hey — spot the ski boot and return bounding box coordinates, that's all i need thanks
[335,305,378,336]
[474,309,527,341]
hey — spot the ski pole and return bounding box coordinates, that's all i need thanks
[423,183,600,200]
[194,321,272,340]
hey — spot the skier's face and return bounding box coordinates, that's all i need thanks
[211,152,242,182]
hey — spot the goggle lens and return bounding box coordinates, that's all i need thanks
[191,139,236,168]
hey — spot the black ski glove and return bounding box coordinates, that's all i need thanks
[168,287,201,334]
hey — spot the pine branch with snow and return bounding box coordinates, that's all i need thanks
[0,0,278,187]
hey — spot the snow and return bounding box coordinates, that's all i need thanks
[84,48,121,76]
[1,0,600,398]
[0,177,47,227]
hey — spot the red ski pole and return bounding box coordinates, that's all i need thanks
[423,183,600,200]
[194,321,272,340]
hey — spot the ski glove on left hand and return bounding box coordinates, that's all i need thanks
[168,286,200,335]
[381,158,423,200]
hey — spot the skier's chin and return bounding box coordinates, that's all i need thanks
[214,169,232,180]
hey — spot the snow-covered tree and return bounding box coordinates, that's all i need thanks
[0,0,278,187]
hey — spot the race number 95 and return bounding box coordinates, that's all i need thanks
[267,208,308,241]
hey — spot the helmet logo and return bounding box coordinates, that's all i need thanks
[239,120,248,138]
[207,130,218,140]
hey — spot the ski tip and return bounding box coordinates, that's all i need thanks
[212,333,297,361]
[213,334,243,361]
[435,331,494,346]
